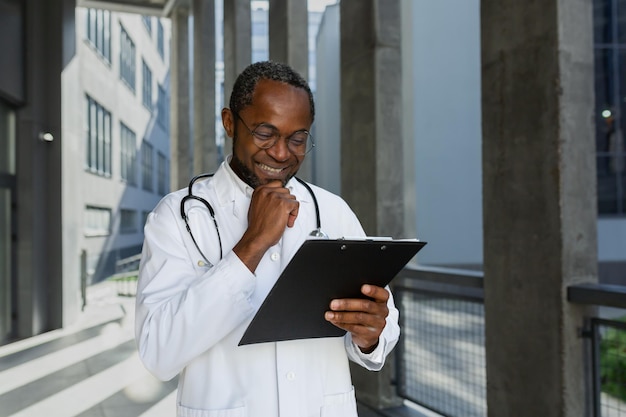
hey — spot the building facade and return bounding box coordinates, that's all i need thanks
[68,9,171,285]
[0,1,171,345]
[314,0,626,284]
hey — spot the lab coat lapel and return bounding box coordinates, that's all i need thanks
[280,183,312,266]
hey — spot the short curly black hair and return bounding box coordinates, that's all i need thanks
[229,61,315,122]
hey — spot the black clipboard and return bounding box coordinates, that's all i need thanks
[239,238,427,345]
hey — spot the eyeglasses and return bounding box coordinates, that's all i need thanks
[234,113,315,156]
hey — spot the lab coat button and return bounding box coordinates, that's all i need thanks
[286,371,296,380]
[270,252,280,262]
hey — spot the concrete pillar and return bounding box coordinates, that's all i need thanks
[268,0,312,181]
[481,0,598,416]
[170,6,191,190]
[223,0,251,106]
[340,0,403,409]
[16,0,66,337]
[193,0,218,174]
[268,0,308,78]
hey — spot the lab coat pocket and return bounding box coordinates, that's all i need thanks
[177,403,246,417]
[320,386,358,417]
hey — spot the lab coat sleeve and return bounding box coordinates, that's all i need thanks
[343,288,400,370]
[135,197,256,381]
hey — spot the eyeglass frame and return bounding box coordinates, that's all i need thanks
[233,112,315,156]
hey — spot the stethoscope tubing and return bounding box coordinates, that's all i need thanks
[180,173,324,267]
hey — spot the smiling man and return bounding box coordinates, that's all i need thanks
[135,61,400,417]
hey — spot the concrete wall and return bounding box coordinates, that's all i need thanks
[315,1,626,279]
[312,4,340,195]
[407,0,483,266]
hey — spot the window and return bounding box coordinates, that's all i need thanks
[120,209,137,234]
[157,84,169,130]
[0,101,15,175]
[251,7,269,63]
[157,20,164,59]
[594,0,626,215]
[86,8,111,62]
[142,15,152,34]
[142,60,153,110]
[120,123,137,185]
[86,95,112,177]
[157,151,168,195]
[142,141,154,191]
[85,206,111,236]
[120,26,136,92]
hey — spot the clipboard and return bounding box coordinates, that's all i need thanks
[239,238,427,345]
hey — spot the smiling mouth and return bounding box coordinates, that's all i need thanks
[257,162,285,175]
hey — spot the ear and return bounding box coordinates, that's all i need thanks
[222,108,235,138]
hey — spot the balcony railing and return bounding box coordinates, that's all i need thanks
[393,265,626,417]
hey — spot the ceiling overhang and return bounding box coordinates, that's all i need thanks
[76,0,188,17]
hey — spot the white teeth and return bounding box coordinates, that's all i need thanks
[257,163,282,174]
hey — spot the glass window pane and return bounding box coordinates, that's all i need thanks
[90,100,97,170]
[615,48,626,133]
[98,107,104,173]
[618,0,626,42]
[104,10,111,61]
[594,0,614,44]
[104,112,111,175]
[85,206,111,236]
[595,48,614,108]
[0,102,15,175]
[96,9,103,51]
[598,155,619,213]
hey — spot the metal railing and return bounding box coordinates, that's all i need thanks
[108,254,141,296]
[393,265,486,417]
[568,283,626,417]
[393,266,626,417]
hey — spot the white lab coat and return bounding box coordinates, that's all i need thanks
[135,160,400,417]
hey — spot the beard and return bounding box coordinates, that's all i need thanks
[230,152,263,188]
[230,145,296,189]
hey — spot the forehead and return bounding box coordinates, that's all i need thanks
[246,79,311,122]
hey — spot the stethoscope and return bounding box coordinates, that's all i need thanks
[180,173,328,267]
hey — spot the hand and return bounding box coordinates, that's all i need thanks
[325,284,389,353]
[233,181,299,272]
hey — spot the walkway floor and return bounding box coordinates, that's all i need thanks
[0,281,422,417]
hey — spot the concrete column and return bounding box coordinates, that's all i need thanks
[481,0,597,416]
[340,0,403,409]
[170,6,191,190]
[268,0,308,78]
[16,0,66,337]
[193,0,217,174]
[223,0,251,105]
[268,0,312,181]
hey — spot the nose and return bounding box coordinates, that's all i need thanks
[265,136,292,161]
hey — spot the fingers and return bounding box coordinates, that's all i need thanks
[247,181,300,240]
[324,285,390,350]
[361,284,390,303]
[234,182,300,271]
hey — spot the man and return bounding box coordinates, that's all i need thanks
[135,61,400,416]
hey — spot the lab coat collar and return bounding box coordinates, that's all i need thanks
[195,156,315,258]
